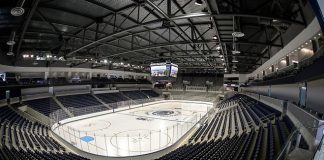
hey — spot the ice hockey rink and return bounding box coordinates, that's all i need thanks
[52,100,213,157]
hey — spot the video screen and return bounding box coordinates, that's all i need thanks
[170,65,178,77]
[151,65,169,77]
[151,63,178,77]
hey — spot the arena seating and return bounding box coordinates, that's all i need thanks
[91,77,151,85]
[158,94,295,160]
[141,90,159,98]
[96,90,159,104]
[95,92,128,104]
[24,97,69,119]
[0,106,89,160]
[57,94,106,116]
[122,90,149,100]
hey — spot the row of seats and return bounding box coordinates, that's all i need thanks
[0,77,151,87]
[95,90,159,105]
[56,94,105,116]
[24,98,67,118]
[121,91,149,100]
[159,120,294,160]
[95,92,128,104]
[24,90,160,118]
[141,90,160,98]
[0,106,89,160]
[158,94,296,160]
[190,94,281,143]
[91,77,151,84]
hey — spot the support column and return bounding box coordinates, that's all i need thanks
[44,72,49,80]
[282,100,288,117]
[312,39,319,53]
[286,55,290,66]
[295,133,302,148]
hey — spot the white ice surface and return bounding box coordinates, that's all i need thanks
[53,100,211,157]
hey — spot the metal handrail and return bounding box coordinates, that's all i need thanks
[275,128,300,160]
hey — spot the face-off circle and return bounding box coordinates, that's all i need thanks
[146,110,181,117]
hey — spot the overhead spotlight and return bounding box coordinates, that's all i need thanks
[272,19,278,22]
[232,50,240,54]
[212,35,218,40]
[232,31,245,38]
[7,52,14,56]
[7,31,16,45]
[216,45,221,50]
[11,7,25,16]
[195,0,203,5]
[103,59,108,63]
[6,40,15,46]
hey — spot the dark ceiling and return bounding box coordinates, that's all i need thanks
[0,0,310,73]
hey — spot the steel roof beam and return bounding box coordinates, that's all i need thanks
[16,0,41,60]
[145,0,215,68]
[171,12,305,26]
[99,40,218,58]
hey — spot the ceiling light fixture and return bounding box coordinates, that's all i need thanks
[212,35,218,40]
[7,52,14,56]
[6,31,16,45]
[11,0,26,16]
[11,7,24,16]
[232,31,245,38]
[6,40,15,46]
[232,50,240,54]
